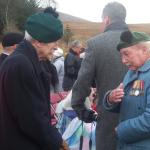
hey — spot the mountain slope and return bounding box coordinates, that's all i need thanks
[59,12,150,41]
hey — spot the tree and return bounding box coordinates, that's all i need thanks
[15,0,39,31]
[39,0,57,8]
[0,0,40,33]
[62,24,74,46]
[0,0,57,38]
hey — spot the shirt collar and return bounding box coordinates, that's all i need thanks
[2,51,10,56]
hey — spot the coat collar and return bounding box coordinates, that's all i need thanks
[104,21,128,32]
[123,60,150,87]
[69,49,78,56]
[2,51,9,56]
[138,59,150,72]
[16,39,42,75]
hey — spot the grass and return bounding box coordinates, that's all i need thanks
[61,22,150,51]
[64,22,150,40]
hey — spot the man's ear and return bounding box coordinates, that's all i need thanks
[137,44,147,53]
[103,16,111,26]
[33,40,43,48]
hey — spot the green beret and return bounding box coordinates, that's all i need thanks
[25,13,63,43]
[117,31,150,51]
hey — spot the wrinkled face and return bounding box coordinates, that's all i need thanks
[34,40,58,60]
[120,44,147,70]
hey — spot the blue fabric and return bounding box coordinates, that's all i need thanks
[104,60,150,149]
[116,60,150,149]
[63,110,77,119]
[62,118,96,150]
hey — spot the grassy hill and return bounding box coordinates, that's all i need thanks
[59,12,150,48]
[1,12,150,53]
[63,21,150,41]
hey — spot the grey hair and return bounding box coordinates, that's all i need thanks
[24,31,34,42]
[69,40,81,48]
[137,41,150,51]
[102,2,126,22]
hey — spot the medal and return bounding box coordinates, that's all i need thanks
[130,80,144,96]
[134,90,139,96]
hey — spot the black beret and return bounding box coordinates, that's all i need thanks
[2,32,24,47]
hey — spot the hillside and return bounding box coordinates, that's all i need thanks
[59,12,91,23]
[59,12,150,42]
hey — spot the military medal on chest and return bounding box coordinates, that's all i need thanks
[130,80,144,96]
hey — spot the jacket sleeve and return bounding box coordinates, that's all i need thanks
[71,45,96,108]
[116,85,150,143]
[103,90,120,113]
[4,59,62,150]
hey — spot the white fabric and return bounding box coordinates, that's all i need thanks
[56,90,92,114]
[53,47,63,58]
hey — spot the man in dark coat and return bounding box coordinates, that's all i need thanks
[63,40,82,91]
[0,32,23,66]
[0,11,68,150]
[71,2,128,150]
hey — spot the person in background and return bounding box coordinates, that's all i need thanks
[103,31,150,150]
[63,40,82,91]
[0,9,69,150]
[52,47,64,92]
[71,2,128,150]
[0,32,23,66]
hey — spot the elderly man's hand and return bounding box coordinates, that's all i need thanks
[59,140,70,150]
[108,83,124,104]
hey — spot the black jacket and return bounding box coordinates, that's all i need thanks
[0,40,62,150]
[63,49,81,91]
[40,60,59,91]
[0,53,8,66]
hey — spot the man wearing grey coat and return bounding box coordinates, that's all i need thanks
[71,2,128,150]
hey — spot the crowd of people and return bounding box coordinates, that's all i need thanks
[0,1,150,150]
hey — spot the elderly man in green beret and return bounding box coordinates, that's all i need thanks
[103,31,150,150]
[0,9,69,150]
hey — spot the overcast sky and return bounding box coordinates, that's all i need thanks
[41,0,150,24]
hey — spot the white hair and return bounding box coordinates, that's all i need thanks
[137,41,150,51]
[24,31,34,42]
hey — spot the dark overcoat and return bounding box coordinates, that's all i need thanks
[0,53,8,66]
[71,22,128,150]
[63,49,81,91]
[0,40,62,150]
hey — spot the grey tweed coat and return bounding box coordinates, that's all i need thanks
[71,22,128,150]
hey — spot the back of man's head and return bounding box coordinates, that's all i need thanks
[102,2,126,22]
[2,32,24,48]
